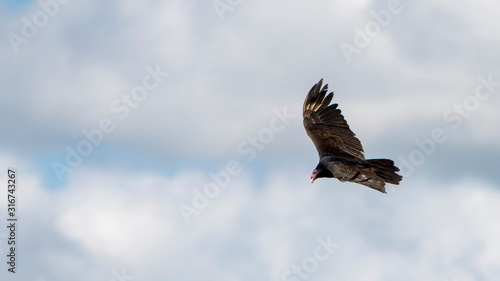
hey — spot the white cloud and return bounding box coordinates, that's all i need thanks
[2,158,500,281]
[1,0,500,280]
[2,0,498,162]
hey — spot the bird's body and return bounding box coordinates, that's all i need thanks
[303,79,402,193]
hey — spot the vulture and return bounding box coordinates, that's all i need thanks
[303,79,402,193]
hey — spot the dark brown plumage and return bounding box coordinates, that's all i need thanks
[303,79,402,193]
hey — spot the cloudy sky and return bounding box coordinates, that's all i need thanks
[1,0,500,280]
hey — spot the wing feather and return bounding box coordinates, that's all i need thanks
[303,79,365,160]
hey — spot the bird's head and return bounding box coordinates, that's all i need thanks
[310,169,318,183]
[310,163,333,183]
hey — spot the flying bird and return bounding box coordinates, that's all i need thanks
[303,79,402,193]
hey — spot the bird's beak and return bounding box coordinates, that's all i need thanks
[310,169,318,183]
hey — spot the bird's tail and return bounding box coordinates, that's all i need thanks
[367,159,403,185]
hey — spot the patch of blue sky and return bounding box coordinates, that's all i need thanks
[5,0,34,10]
[35,144,219,189]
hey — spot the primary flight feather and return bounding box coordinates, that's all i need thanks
[303,79,402,193]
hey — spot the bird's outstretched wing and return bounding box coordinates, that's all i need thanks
[303,79,365,160]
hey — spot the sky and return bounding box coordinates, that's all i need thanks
[1,0,500,280]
